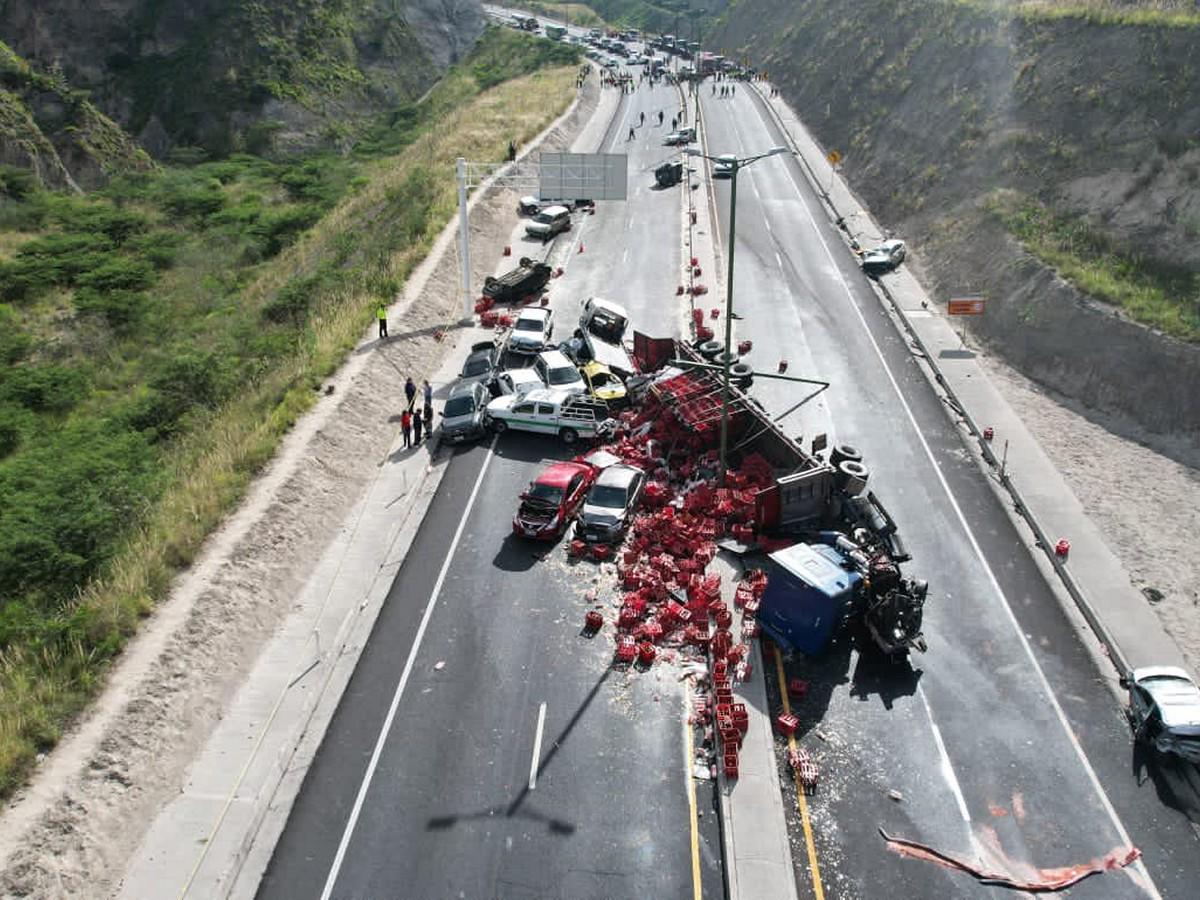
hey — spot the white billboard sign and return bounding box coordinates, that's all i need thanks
[538,152,627,201]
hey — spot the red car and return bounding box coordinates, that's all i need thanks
[513,461,597,540]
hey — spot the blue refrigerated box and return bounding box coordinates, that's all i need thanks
[758,543,862,655]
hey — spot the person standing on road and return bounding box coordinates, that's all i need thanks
[640,111,645,126]
[671,116,677,130]
[404,376,417,410]
[628,125,636,141]
[423,403,433,437]
[412,408,423,445]
[376,303,388,339]
[423,379,433,409]
[401,409,412,449]
[658,110,664,125]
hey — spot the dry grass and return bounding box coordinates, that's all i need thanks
[0,231,37,262]
[0,65,579,797]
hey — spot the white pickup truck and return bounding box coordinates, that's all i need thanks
[486,388,615,444]
[577,297,637,377]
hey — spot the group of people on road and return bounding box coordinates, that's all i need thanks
[400,376,434,450]
[713,83,736,98]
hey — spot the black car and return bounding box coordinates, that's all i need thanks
[575,463,645,542]
[459,341,501,386]
[860,239,906,276]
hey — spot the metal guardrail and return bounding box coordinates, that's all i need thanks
[747,82,1131,678]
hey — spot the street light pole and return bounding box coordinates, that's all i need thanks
[718,158,738,484]
[685,145,789,483]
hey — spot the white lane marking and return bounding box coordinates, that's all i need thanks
[319,435,500,900]
[622,248,629,263]
[529,702,547,791]
[774,251,783,270]
[772,121,1162,897]
[919,687,971,823]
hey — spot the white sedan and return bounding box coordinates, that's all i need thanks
[507,307,554,355]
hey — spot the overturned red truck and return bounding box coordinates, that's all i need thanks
[589,334,929,660]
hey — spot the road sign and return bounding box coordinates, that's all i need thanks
[827,149,842,166]
[948,296,986,316]
[540,152,627,201]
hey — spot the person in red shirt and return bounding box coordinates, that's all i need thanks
[401,409,412,448]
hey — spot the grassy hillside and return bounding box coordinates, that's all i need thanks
[0,0,484,159]
[0,25,580,798]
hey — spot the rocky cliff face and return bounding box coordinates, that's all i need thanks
[1,40,153,190]
[0,0,484,159]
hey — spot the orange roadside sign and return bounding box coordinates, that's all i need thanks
[948,297,985,316]
[827,149,842,166]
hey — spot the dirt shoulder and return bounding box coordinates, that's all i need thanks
[981,357,1200,674]
[0,75,601,900]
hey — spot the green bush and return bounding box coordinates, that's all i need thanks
[75,257,156,293]
[159,178,226,220]
[73,287,148,329]
[0,404,30,457]
[47,199,147,245]
[0,305,31,364]
[0,365,89,414]
[0,165,37,201]
[126,230,183,270]
[0,420,157,613]
[0,233,119,301]
[251,203,321,257]
[262,275,318,326]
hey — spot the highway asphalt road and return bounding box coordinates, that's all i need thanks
[696,83,1200,897]
[258,71,727,900]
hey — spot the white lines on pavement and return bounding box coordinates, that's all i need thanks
[622,248,629,263]
[772,120,1162,898]
[529,702,547,791]
[918,687,970,823]
[774,251,783,271]
[318,435,499,900]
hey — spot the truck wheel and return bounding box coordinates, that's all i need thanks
[713,350,739,367]
[731,362,753,388]
[559,427,578,444]
[519,257,533,267]
[492,420,507,434]
[830,443,862,468]
[698,339,723,359]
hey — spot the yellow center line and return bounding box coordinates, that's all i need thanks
[684,684,703,900]
[773,647,826,900]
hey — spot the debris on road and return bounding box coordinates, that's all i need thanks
[880,828,1141,892]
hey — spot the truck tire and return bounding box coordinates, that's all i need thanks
[559,427,578,444]
[837,460,870,496]
[730,362,753,389]
[830,443,862,469]
[713,350,739,367]
[492,419,508,434]
[698,339,723,359]
[519,256,534,267]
